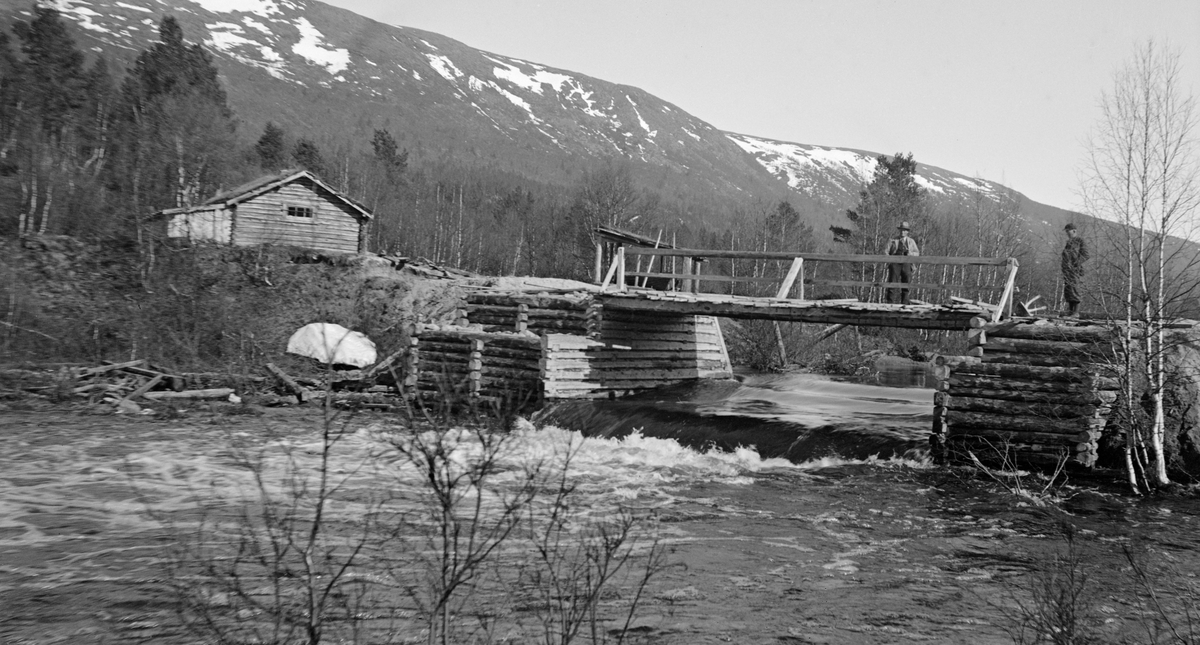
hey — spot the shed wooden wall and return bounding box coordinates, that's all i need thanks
[232,179,363,253]
[167,207,232,244]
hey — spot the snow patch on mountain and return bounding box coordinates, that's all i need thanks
[46,0,108,33]
[953,176,994,193]
[425,53,464,82]
[243,17,272,35]
[115,1,151,11]
[292,17,349,74]
[913,175,945,194]
[189,0,282,17]
[205,21,288,79]
[486,55,571,95]
[727,134,879,201]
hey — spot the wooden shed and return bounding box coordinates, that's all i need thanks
[158,169,372,254]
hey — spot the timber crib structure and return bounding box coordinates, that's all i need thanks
[932,319,1123,469]
[404,292,733,406]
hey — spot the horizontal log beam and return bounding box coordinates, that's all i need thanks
[977,352,1112,368]
[598,296,980,330]
[623,248,1010,266]
[945,386,1118,406]
[940,393,1107,418]
[952,362,1117,383]
[946,410,1107,434]
[945,373,1120,392]
[945,426,1098,445]
[466,294,593,309]
[984,320,1122,343]
[978,338,1117,357]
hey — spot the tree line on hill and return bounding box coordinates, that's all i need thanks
[0,6,1051,288]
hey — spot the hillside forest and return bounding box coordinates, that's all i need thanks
[1,8,1191,371]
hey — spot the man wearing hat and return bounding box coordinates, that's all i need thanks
[885,221,919,304]
[1061,222,1088,316]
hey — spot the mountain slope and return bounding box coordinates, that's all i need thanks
[5,0,1078,238]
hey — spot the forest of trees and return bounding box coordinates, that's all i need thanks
[0,7,828,284]
[0,6,1067,292]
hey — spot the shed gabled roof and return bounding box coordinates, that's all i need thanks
[158,169,373,219]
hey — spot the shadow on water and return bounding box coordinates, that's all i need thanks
[534,362,936,464]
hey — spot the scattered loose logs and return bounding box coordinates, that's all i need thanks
[935,319,1123,468]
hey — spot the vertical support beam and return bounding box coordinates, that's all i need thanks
[403,335,420,398]
[992,258,1019,323]
[594,240,603,284]
[616,246,627,292]
[776,257,804,300]
[682,256,693,293]
[600,251,620,291]
[515,303,529,333]
[469,339,483,397]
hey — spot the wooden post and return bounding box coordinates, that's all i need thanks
[616,246,626,292]
[594,240,603,284]
[515,303,529,333]
[992,258,1019,323]
[600,252,620,291]
[469,340,483,396]
[776,257,804,300]
[774,322,787,366]
[403,336,420,396]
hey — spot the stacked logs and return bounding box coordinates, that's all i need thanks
[541,312,732,399]
[934,319,1121,468]
[405,324,543,411]
[464,292,602,337]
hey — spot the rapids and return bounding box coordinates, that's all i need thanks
[535,368,935,465]
[6,359,1200,644]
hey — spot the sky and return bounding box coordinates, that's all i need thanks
[321,0,1200,212]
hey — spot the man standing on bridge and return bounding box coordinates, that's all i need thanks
[1061,222,1088,316]
[885,221,919,305]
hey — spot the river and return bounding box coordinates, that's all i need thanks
[3,365,1200,644]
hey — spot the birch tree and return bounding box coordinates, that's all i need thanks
[1081,40,1200,490]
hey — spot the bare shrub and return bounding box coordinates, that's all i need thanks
[511,433,666,645]
[999,525,1102,645]
[164,393,666,645]
[164,405,390,645]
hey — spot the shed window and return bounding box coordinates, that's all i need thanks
[287,205,314,218]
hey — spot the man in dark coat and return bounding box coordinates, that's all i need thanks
[1061,223,1088,316]
[885,221,919,305]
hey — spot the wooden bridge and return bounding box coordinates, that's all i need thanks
[400,228,1136,471]
[591,226,1020,331]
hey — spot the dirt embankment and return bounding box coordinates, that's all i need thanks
[0,236,466,377]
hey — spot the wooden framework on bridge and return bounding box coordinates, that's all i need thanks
[593,226,1020,329]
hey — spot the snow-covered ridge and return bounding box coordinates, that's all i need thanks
[728,133,1007,206]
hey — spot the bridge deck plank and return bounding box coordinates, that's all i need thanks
[597,291,987,330]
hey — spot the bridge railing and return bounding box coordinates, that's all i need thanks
[598,247,1019,322]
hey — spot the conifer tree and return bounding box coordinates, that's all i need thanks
[9,5,89,236]
[254,121,287,171]
[832,152,930,297]
[0,31,23,173]
[291,137,326,177]
[112,15,236,218]
[371,128,407,177]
